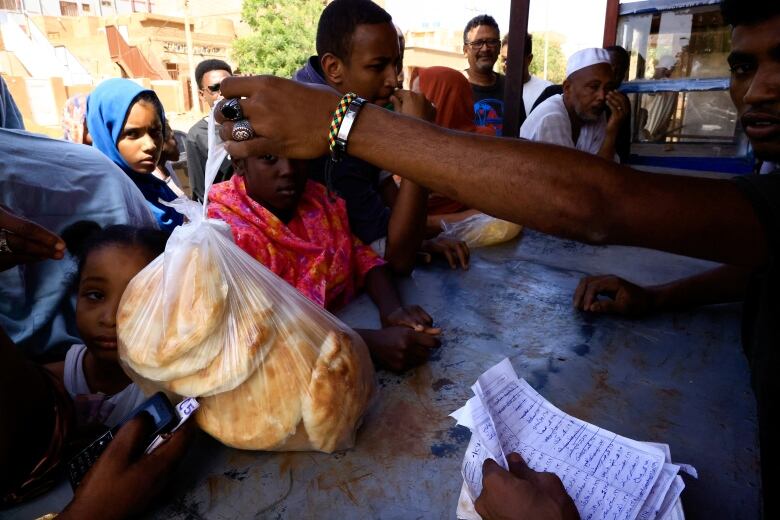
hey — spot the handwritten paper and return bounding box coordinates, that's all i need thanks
[453,358,689,520]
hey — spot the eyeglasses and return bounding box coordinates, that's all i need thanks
[466,39,501,50]
[205,82,222,93]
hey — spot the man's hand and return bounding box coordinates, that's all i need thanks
[573,275,656,316]
[605,91,629,132]
[359,326,441,373]
[390,90,436,122]
[381,305,441,334]
[215,76,340,160]
[422,236,470,270]
[0,206,65,272]
[60,414,196,520]
[475,453,580,520]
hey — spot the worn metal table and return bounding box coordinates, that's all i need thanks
[3,231,760,519]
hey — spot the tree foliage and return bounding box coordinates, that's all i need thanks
[529,32,567,84]
[232,0,325,78]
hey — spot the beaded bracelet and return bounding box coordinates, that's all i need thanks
[328,92,358,154]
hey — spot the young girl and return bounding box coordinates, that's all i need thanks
[207,156,441,373]
[46,222,168,428]
[87,78,183,231]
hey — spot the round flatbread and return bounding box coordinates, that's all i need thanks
[156,246,229,365]
[118,257,165,368]
[197,331,319,449]
[301,331,374,453]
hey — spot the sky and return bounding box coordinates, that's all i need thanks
[385,0,608,58]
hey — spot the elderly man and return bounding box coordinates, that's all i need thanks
[520,48,628,161]
[463,14,505,135]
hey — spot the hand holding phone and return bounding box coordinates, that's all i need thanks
[67,393,191,489]
[59,411,196,520]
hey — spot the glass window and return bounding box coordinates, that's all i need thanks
[628,90,746,157]
[617,5,731,81]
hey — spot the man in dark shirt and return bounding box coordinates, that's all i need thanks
[185,59,233,202]
[463,15,505,136]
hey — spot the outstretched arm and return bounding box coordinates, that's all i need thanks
[573,265,751,316]
[217,77,768,268]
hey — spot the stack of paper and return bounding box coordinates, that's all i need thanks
[451,359,693,520]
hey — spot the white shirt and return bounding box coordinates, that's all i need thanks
[63,344,147,428]
[519,94,612,159]
[522,76,553,116]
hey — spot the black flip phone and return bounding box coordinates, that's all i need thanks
[67,392,179,489]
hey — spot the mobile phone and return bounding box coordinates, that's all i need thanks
[67,392,179,489]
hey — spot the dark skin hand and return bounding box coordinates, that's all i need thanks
[60,414,196,520]
[476,453,580,520]
[359,265,441,372]
[574,265,750,316]
[421,236,470,270]
[356,326,440,373]
[0,205,65,272]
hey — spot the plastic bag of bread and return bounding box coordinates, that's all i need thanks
[441,213,522,248]
[116,112,375,453]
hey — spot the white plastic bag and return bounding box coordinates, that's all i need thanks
[117,110,375,452]
[441,213,522,248]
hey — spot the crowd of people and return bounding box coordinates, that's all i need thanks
[0,0,777,517]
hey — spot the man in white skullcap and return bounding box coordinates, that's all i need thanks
[519,47,629,161]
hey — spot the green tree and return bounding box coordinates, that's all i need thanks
[232,0,325,77]
[529,32,566,84]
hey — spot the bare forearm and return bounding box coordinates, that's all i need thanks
[347,106,767,267]
[649,265,751,310]
[597,129,618,161]
[384,179,428,275]
[363,265,402,319]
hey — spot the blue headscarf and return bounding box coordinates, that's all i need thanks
[87,78,183,231]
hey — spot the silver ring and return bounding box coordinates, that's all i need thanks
[0,229,12,253]
[232,120,255,142]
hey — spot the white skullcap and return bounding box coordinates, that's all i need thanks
[566,48,612,78]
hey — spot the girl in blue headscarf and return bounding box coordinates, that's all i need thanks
[87,78,183,231]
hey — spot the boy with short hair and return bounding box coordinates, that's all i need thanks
[294,0,466,274]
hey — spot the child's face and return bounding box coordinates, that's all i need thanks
[327,22,400,106]
[76,245,154,364]
[238,156,308,219]
[117,101,163,174]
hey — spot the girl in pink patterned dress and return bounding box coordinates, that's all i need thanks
[208,155,442,373]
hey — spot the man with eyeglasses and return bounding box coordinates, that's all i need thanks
[185,59,234,202]
[463,14,505,136]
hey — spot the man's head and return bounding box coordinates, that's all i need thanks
[500,34,533,81]
[563,48,615,123]
[195,59,232,109]
[316,0,399,106]
[463,15,501,76]
[606,45,629,87]
[722,0,780,161]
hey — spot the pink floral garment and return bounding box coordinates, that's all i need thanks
[207,176,385,311]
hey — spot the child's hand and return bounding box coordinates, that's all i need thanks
[422,237,470,270]
[361,326,441,373]
[381,305,441,334]
[60,413,197,520]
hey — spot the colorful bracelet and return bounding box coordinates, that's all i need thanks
[328,92,358,154]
